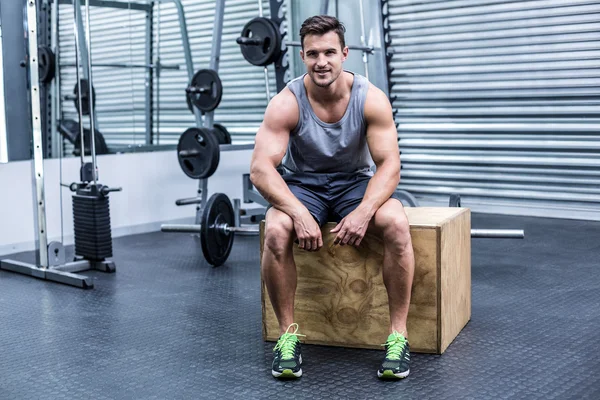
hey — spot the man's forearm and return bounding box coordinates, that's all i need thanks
[250,166,306,220]
[358,162,401,217]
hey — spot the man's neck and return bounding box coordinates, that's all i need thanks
[305,71,350,105]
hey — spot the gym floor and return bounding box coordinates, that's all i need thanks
[1,212,599,399]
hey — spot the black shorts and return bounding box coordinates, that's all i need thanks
[275,171,399,226]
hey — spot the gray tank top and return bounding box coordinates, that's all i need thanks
[280,71,374,175]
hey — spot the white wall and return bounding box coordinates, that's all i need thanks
[0,149,258,256]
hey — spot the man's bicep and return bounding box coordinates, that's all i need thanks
[365,87,399,166]
[253,121,289,168]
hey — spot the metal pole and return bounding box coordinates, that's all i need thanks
[155,1,161,144]
[25,0,49,267]
[145,5,152,145]
[72,0,86,166]
[257,0,270,104]
[0,23,8,164]
[358,0,369,80]
[73,0,89,81]
[61,62,179,69]
[84,0,98,184]
[50,0,60,158]
[161,0,201,127]
[471,229,525,239]
[320,0,329,15]
[205,0,225,128]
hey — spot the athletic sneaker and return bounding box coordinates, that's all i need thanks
[271,323,305,378]
[378,331,410,379]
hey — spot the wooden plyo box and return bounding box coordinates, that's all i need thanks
[260,207,471,354]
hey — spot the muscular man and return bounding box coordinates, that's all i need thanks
[250,15,415,380]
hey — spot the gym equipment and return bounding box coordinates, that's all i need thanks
[0,24,7,163]
[66,79,95,116]
[237,17,282,67]
[448,193,525,239]
[61,61,180,70]
[185,69,223,113]
[177,127,220,179]
[173,0,229,236]
[162,193,261,267]
[58,119,110,156]
[72,183,121,261]
[212,123,232,145]
[395,189,420,207]
[1,0,120,289]
[449,193,461,208]
[38,46,56,83]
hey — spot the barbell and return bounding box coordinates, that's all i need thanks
[162,193,259,266]
[448,193,524,239]
[162,191,525,267]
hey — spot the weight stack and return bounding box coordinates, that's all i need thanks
[72,186,113,261]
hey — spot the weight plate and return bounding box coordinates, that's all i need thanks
[201,193,235,267]
[238,17,282,66]
[39,46,56,83]
[186,69,223,113]
[73,79,96,116]
[177,127,220,179]
[212,123,232,145]
[449,193,462,207]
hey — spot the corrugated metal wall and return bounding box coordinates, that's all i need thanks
[387,0,600,219]
[58,0,284,148]
[58,2,149,148]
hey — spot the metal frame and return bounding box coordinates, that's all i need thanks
[0,20,8,163]
[145,4,153,145]
[58,0,151,12]
[0,0,117,289]
[167,0,226,225]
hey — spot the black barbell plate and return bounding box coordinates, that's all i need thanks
[201,193,235,267]
[176,127,220,179]
[73,79,96,116]
[238,17,282,66]
[38,46,56,83]
[186,69,223,113]
[449,193,461,207]
[212,123,232,145]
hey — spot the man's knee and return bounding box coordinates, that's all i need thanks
[375,201,412,251]
[264,208,295,258]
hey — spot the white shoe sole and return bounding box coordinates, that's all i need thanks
[378,368,410,379]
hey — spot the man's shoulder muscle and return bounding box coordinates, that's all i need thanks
[264,88,300,132]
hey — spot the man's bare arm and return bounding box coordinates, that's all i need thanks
[249,89,305,220]
[330,85,400,246]
[359,85,401,217]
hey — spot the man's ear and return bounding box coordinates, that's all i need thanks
[342,46,349,62]
[300,49,305,61]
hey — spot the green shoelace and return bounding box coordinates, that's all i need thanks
[381,331,407,360]
[274,323,305,359]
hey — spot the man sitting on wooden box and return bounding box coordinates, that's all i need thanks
[249,15,415,380]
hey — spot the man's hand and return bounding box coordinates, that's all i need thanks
[330,207,373,247]
[293,209,323,251]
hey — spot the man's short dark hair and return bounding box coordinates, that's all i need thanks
[299,15,346,50]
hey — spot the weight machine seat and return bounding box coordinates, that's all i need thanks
[58,119,110,156]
